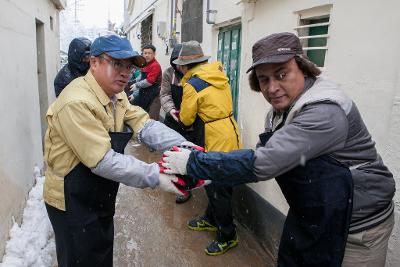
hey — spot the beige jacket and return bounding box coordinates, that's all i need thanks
[43,71,149,210]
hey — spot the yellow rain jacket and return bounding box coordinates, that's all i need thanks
[180,62,242,152]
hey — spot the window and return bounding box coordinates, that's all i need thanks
[295,5,332,67]
[141,14,153,50]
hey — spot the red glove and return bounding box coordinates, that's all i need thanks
[160,144,210,192]
[158,161,189,197]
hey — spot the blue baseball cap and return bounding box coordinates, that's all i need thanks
[90,35,146,67]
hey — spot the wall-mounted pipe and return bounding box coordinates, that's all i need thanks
[170,0,174,39]
[168,0,178,48]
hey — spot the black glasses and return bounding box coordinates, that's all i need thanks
[98,55,135,72]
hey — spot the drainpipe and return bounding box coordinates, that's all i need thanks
[206,0,217,24]
[169,0,178,47]
[170,0,174,39]
[173,0,178,38]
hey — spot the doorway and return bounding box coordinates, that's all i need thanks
[36,19,48,139]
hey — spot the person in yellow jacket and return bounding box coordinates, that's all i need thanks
[173,40,242,255]
[44,35,186,267]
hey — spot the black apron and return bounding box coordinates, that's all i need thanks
[61,131,132,267]
[132,72,160,112]
[259,131,353,267]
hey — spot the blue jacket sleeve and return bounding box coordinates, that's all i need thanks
[187,149,258,186]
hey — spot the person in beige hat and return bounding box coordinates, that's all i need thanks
[162,33,395,266]
[170,40,243,255]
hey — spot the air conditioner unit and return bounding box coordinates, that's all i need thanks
[157,21,167,39]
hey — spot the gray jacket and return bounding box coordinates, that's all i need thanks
[254,77,395,231]
[160,66,179,113]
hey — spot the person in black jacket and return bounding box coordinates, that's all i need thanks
[54,37,91,97]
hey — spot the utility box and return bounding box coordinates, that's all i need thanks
[157,21,167,39]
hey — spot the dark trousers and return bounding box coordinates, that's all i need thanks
[46,204,71,267]
[46,203,114,267]
[132,85,160,112]
[205,184,236,242]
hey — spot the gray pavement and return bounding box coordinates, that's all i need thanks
[113,143,272,267]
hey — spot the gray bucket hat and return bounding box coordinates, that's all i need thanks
[246,32,303,73]
[172,40,210,66]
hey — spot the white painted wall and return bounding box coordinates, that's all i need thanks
[125,0,182,70]
[0,0,64,257]
[124,0,400,264]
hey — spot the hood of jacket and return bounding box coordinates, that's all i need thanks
[68,37,91,75]
[170,44,183,79]
[182,61,229,90]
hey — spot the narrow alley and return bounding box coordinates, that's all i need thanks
[113,143,272,267]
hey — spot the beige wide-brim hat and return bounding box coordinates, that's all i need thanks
[172,40,210,66]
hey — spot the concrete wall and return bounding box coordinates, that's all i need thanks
[0,0,64,257]
[125,0,400,264]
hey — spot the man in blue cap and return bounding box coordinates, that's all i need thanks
[43,34,187,267]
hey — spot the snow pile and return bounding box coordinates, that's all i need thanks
[0,176,56,267]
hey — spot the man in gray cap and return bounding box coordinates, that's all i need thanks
[162,32,395,266]
[170,40,242,256]
[44,34,187,267]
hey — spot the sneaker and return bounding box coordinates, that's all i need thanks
[187,215,217,232]
[205,237,238,256]
[175,191,192,204]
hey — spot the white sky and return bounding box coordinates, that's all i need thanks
[59,0,125,52]
[72,0,124,28]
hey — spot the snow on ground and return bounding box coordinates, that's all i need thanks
[0,175,56,267]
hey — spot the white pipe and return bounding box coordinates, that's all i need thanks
[206,0,217,24]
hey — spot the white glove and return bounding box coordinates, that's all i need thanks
[161,147,191,175]
[158,173,184,195]
[130,83,138,92]
[169,108,179,122]
[180,141,196,147]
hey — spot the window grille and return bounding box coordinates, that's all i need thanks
[295,17,330,67]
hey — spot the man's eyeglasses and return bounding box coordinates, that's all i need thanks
[98,55,136,72]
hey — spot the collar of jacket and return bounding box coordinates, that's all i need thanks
[284,76,352,127]
[142,58,159,71]
[84,71,124,106]
[181,62,208,85]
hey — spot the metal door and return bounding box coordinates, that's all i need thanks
[217,25,241,119]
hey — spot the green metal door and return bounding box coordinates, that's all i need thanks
[217,25,241,119]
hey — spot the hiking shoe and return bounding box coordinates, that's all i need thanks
[187,215,217,231]
[176,191,192,204]
[205,237,238,256]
